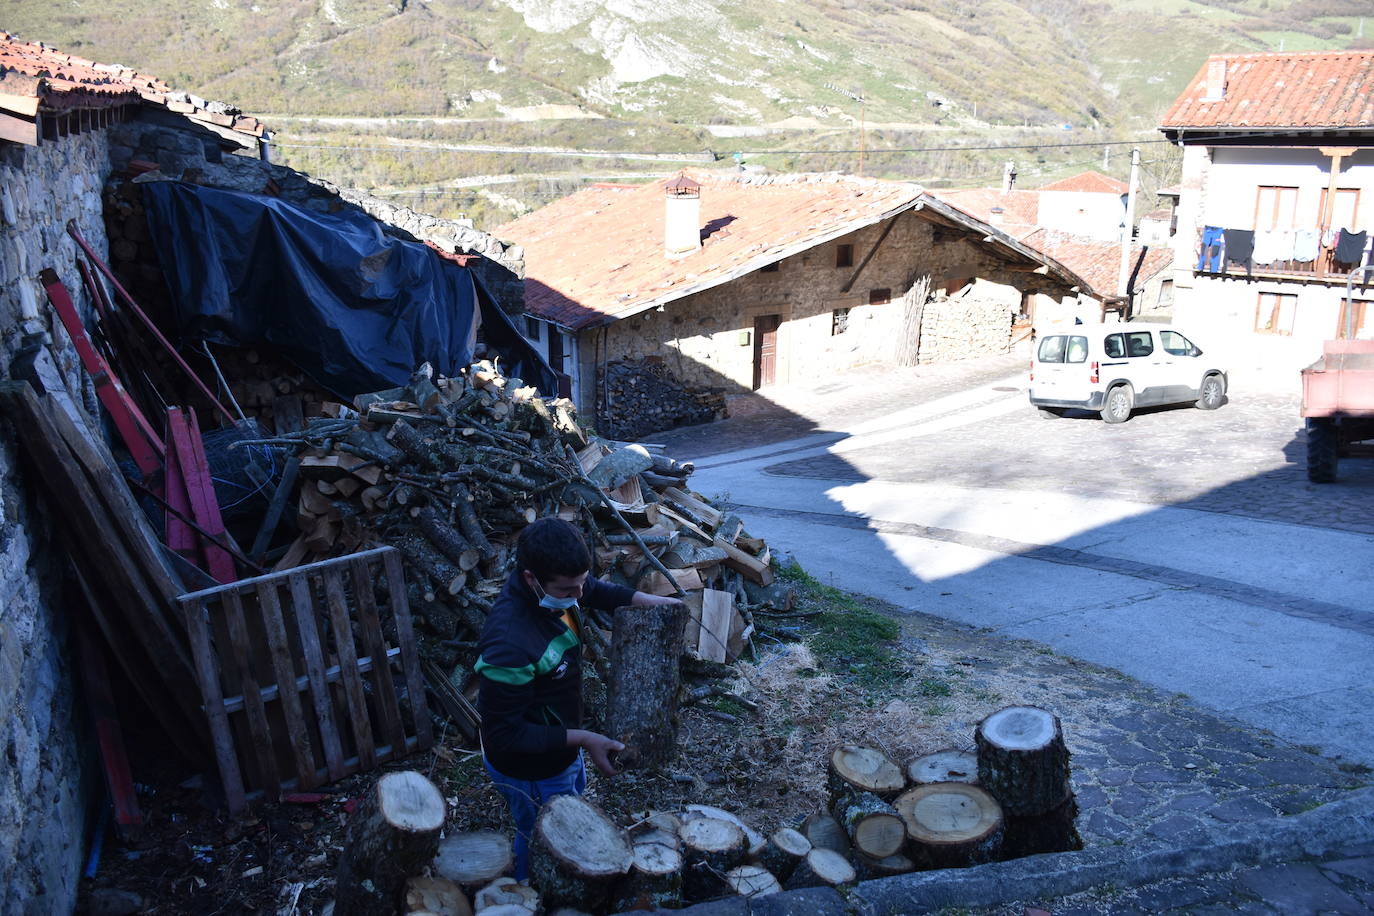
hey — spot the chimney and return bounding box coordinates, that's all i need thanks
[664,174,702,256]
[1001,161,1017,192]
[1204,58,1227,101]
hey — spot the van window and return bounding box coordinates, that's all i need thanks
[1104,334,1126,359]
[1160,330,1196,356]
[1037,336,1067,363]
[1124,332,1154,358]
[1065,336,1088,363]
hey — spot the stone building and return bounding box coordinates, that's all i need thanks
[495,170,1096,430]
[0,31,523,909]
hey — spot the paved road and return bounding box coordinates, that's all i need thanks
[671,356,1374,766]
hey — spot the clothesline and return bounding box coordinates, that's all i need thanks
[1197,224,1369,276]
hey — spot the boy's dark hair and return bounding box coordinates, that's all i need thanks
[517,517,592,585]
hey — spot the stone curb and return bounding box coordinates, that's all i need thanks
[662,786,1374,915]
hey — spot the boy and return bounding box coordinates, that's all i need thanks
[476,517,681,879]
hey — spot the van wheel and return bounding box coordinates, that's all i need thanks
[1197,374,1225,410]
[1307,419,1337,483]
[1101,385,1133,424]
[1037,407,1064,419]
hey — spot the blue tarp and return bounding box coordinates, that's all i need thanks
[140,181,555,397]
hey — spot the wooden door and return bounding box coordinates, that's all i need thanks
[753,314,780,389]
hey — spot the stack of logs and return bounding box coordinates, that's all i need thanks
[239,360,783,739]
[596,358,727,442]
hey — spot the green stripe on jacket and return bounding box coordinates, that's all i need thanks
[475,627,580,686]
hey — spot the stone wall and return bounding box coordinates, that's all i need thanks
[916,291,1016,364]
[0,131,111,915]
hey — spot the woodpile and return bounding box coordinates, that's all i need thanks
[237,360,783,746]
[596,358,727,442]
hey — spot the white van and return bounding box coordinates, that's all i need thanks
[1028,323,1228,423]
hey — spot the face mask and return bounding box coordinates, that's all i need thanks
[533,580,579,613]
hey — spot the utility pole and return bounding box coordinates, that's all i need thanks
[1118,147,1141,305]
[1103,146,1110,171]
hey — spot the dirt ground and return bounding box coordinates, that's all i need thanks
[80,570,1115,916]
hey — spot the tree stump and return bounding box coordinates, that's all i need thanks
[679,815,746,901]
[800,812,850,856]
[895,783,1004,869]
[975,706,1071,817]
[528,795,632,910]
[725,865,782,898]
[827,745,906,804]
[756,827,810,883]
[907,749,979,786]
[1001,794,1083,859]
[611,832,684,912]
[432,830,513,887]
[832,790,906,859]
[783,849,856,891]
[335,771,447,916]
[606,602,686,769]
[853,851,916,881]
[404,876,471,916]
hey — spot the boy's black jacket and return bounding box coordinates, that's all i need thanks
[476,570,635,780]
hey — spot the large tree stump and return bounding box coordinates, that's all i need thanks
[432,830,513,887]
[725,865,781,898]
[907,749,979,786]
[827,745,906,805]
[335,771,447,916]
[975,706,1071,817]
[611,831,684,912]
[783,849,855,891]
[895,783,1004,869]
[606,602,686,769]
[832,790,906,859]
[529,796,632,910]
[679,816,746,901]
[756,827,810,883]
[1001,794,1083,859]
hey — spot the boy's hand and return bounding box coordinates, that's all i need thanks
[567,729,625,775]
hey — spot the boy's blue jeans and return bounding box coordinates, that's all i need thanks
[484,753,586,880]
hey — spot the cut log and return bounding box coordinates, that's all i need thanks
[683,805,764,859]
[334,771,447,916]
[895,783,1004,869]
[660,487,722,529]
[474,877,539,912]
[832,790,906,859]
[606,601,686,770]
[414,506,482,571]
[405,876,473,916]
[725,865,781,899]
[975,705,1071,817]
[828,745,906,803]
[611,832,685,912]
[713,536,773,585]
[756,827,810,883]
[433,830,513,886]
[638,566,703,596]
[799,812,850,856]
[1001,794,1082,860]
[528,795,632,910]
[678,815,746,902]
[852,851,916,881]
[907,749,980,786]
[696,588,735,664]
[783,849,855,891]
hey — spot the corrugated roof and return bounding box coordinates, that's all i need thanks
[0,31,265,136]
[1023,229,1172,300]
[1038,171,1128,194]
[496,171,1093,331]
[1160,50,1374,131]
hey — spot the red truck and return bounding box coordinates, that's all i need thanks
[1302,267,1374,483]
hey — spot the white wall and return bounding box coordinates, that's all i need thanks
[1037,190,1126,241]
[1200,147,1373,231]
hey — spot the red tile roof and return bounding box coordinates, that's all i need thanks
[1023,229,1172,300]
[1037,171,1128,194]
[0,32,265,136]
[924,188,1042,239]
[1160,50,1374,131]
[497,171,1093,330]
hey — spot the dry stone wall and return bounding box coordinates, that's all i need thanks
[916,292,1017,364]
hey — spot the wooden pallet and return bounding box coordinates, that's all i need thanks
[179,546,433,813]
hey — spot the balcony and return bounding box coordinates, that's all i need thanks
[1192,228,1371,285]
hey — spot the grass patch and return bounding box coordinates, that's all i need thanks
[773,561,903,691]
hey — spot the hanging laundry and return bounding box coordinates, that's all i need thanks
[1253,229,1292,265]
[1334,229,1368,265]
[1197,225,1224,272]
[1224,228,1255,277]
[1293,228,1321,263]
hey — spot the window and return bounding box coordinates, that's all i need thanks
[1337,299,1373,339]
[869,288,891,305]
[525,316,542,341]
[1104,334,1126,359]
[835,244,854,268]
[760,260,780,272]
[1064,336,1089,364]
[1124,331,1154,358]
[1157,279,1174,308]
[547,328,565,373]
[1254,186,1299,230]
[1159,330,1197,356]
[831,307,850,336]
[1319,188,1361,231]
[1037,335,1067,363]
[1255,292,1297,335]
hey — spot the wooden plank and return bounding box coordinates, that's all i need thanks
[250,456,299,562]
[164,413,197,558]
[322,567,377,770]
[639,567,703,596]
[181,596,247,813]
[288,571,346,782]
[221,646,402,714]
[714,537,774,586]
[350,556,407,759]
[220,589,280,799]
[0,110,39,146]
[661,486,723,530]
[698,589,734,663]
[256,580,317,789]
[0,91,40,117]
[655,504,715,545]
[171,408,237,583]
[385,548,433,750]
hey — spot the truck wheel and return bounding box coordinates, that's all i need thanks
[1196,374,1225,410]
[1101,385,1133,424]
[1306,419,1338,483]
